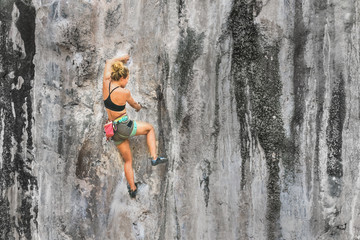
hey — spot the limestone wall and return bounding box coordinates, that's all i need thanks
[0,0,359,239]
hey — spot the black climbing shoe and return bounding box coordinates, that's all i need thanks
[127,182,139,198]
[151,157,168,166]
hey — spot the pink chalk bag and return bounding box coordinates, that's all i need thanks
[104,113,126,140]
[104,121,115,140]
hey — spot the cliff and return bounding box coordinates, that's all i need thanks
[0,0,359,239]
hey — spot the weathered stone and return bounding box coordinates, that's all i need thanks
[1,0,359,239]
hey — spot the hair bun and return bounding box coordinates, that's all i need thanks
[112,62,124,72]
[111,61,129,81]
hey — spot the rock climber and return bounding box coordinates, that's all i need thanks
[102,54,167,198]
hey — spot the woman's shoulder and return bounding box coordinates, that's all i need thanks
[112,87,130,103]
[118,88,130,95]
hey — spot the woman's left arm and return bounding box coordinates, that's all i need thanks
[125,89,142,112]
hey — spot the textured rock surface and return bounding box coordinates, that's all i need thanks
[1,0,359,239]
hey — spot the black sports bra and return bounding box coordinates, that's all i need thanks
[104,82,126,111]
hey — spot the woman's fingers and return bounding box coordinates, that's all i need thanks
[122,54,130,62]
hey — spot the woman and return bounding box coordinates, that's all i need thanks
[103,54,167,198]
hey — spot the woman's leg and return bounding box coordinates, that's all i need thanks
[116,140,136,191]
[135,121,157,160]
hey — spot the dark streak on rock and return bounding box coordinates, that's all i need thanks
[199,159,211,207]
[177,0,185,22]
[251,44,284,240]
[105,4,121,35]
[326,74,346,197]
[227,1,285,239]
[318,2,346,199]
[292,1,309,130]
[179,115,191,165]
[18,196,34,239]
[155,52,173,240]
[282,0,310,185]
[310,0,328,233]
[0,198,11,239]
[166,2,206,237]
[0,0,37,239]
[157,177,170,240]
[313,0,327,183]
[76,140,93,179]
[57,119,65,155]
[157,52,171,159]
[174,28,205,122]
[228,0,254,191]
[212,56,221,165]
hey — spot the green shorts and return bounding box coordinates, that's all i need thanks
[112,115,137,145]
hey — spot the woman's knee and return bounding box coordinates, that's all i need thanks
[148,123,154,132]
[136,121,154,135]
[141,121,153,131]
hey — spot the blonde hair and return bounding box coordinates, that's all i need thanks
[111,61,129,81]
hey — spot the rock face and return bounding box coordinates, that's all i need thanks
[0,0,359,239]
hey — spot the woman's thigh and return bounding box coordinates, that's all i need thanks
[135,121,153,136]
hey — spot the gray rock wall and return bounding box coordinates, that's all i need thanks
[0,0,359,239]
[0,1,37,239]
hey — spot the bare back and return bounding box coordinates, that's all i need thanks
[103,78,128,121]
[103,57,140,120]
